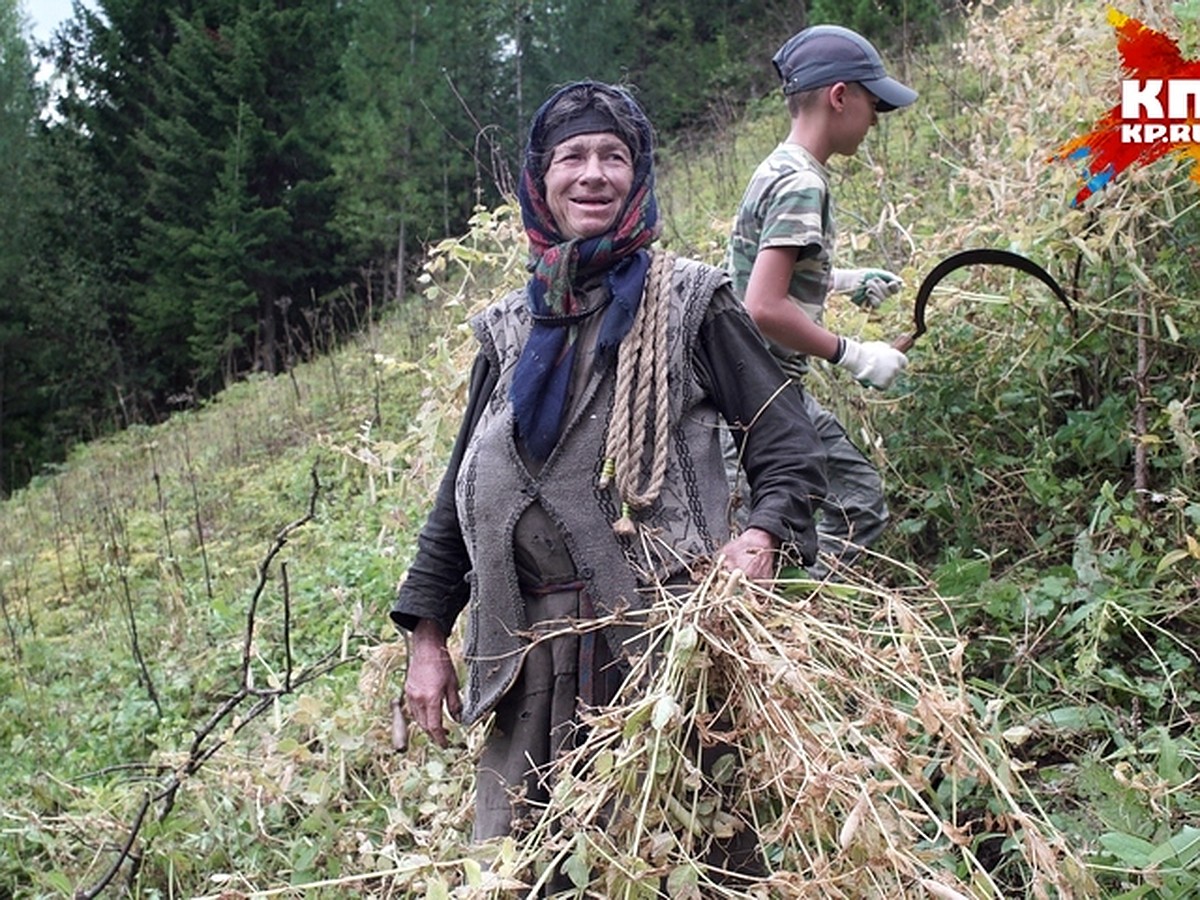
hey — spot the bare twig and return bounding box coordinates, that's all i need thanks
[73,791,150,900]
[0,584,20,662]
[182,428,214,604]
[282,561,294,691]
[240,468,318,686]
[73,466,360,898]
[148,444,175,563]
[1134,289,1150,515]
[390,697,409,753]
[101,502,162,718]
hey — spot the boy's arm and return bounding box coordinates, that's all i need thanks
[743,245,908,389]
[743,245,840,360]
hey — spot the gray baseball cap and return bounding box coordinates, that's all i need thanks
[773,25,917,112]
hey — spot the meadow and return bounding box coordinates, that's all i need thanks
[2,1,1198,896]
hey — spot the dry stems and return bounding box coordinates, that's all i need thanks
[442,560,1098,898]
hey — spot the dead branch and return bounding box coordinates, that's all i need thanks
[74,465,359,899]
[73,792,150,900]
[101,500,163,719]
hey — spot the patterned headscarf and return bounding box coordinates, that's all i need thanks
[511,81,661,461]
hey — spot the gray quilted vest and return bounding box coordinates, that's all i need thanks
[455,255,735,724]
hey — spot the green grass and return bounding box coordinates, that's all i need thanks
[3,2,1200,897]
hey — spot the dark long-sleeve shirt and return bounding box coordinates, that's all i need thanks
[391,287,826,637]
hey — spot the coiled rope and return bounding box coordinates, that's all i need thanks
[600,249,675,536]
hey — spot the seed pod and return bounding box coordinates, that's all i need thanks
[839,793,868,850]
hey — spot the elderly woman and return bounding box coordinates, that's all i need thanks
[391,81,826,843]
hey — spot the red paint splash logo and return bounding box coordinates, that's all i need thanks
[1051,8,1200,206]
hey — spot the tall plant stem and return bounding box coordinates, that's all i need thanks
[1134,288,1150,516]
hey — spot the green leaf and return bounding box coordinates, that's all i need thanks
[710,752,737,786]
[562,849,591,888]
[1155,731,1183,784]
[931,556,990,596]
[1147,825,1200,869]
[623,701,652,739]
[593,749,615,777]
[666,863,701,898]
[652,694,679,731]
[672,623,698,660]
[1156,548,1192,574]
[462,857,483,887]
[1105,885,1160,900]
[39,872,74,894]
[1098,832,1156,867]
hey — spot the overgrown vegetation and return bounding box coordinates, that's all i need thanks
[2,0,813,492]
[2,0,1198,897]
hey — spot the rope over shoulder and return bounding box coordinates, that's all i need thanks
[601,249,676,536]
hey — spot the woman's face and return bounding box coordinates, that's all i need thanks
[543,132,634,240]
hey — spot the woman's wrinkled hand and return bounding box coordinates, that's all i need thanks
[405,619,463,748]
[718,526,780,583]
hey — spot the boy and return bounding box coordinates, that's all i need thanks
[728,24,917,573]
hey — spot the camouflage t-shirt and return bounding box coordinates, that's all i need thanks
[727,141,835,378]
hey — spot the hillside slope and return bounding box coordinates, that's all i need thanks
[2,2,1198,896]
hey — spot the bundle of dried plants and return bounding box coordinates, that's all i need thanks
[463,561,1096,899]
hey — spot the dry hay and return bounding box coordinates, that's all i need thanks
[474,564,1095,899]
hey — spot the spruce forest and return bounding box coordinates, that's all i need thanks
[2,0,806,492]
[2,0,1199,897]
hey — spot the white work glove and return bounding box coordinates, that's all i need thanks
[831,267,904,309]
[834,338,908,389]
